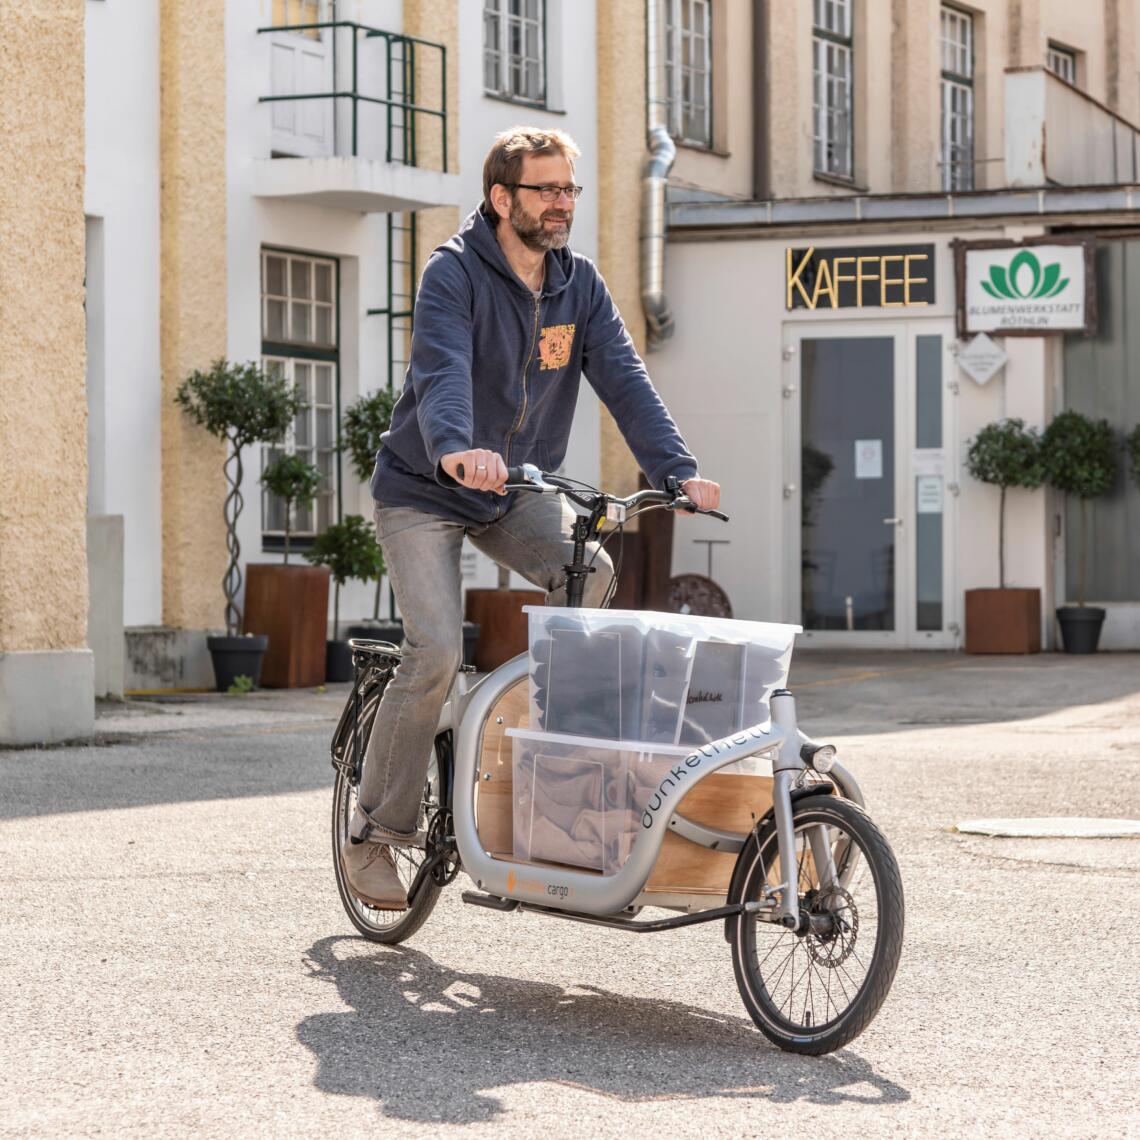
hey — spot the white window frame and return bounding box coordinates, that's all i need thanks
[260,248,339,543]
[260,357,339,542]
[1047,42,1077,86]
[262,249,336,350]
[812,0,853,179]
[483,0,546,106]
[665,0,712,148]
[940,5,974,192]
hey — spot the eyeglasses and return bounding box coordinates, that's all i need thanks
[507,183,584,202]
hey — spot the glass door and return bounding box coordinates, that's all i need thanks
[790,329,905,645]
[784,321,957,648]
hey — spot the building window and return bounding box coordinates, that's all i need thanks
[940,5,974,191]
[271,0,323,40]
[483,0,545,105]
[1047,42,1077,86]
[261,249,338,543]
[665,0,712,147]
[812,0,853,179]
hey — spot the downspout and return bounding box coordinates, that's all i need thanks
[642,0,676,347]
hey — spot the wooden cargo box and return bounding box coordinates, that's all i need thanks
[474,679,772,902]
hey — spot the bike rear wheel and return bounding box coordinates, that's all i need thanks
[331,753,442,944]
[731,795,904,1055]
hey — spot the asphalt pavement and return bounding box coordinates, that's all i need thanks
[2,650,1138,1137]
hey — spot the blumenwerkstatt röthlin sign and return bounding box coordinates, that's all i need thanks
[955,238,1096,337]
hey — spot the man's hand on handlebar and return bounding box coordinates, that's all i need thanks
[441,449,509,495]
[680,477,721,512]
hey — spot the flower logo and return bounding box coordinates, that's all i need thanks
[981,250,1069,301]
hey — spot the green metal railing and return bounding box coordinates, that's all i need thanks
[256,21,448,170]
[367,212,418,392]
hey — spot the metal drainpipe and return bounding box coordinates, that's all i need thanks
[642,0,676,347]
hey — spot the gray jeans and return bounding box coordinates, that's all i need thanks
[356,491,614,837]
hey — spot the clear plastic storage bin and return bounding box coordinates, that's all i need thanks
[526,607,799,746]
[509,728,693,874]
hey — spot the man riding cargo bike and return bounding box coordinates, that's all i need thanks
[333,127,903,1056]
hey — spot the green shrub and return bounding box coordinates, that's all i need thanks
[341,388,397,484]
[1041,411,1117,606]
[1125,423,1140,489]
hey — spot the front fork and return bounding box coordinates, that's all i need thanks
[770,690,841,931]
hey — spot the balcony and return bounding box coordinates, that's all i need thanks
[1005,66,1140,188]
[253,20,460,213]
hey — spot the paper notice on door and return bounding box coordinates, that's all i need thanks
[855,439,883,479]
[917,475,943,514]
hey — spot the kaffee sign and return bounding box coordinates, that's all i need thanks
[786,244,935,310]
[954,237,1097,336]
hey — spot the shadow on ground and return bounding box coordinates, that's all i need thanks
[297,936,910,1124]
[0,727,332,820]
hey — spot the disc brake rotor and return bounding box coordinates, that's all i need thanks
[806,886,859,967]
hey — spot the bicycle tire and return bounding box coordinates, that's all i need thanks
[730,796,904,1055]
[331,761,442,944]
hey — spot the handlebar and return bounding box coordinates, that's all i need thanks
[500,462,729,522]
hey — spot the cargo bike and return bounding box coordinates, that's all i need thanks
[330,466,904,1055]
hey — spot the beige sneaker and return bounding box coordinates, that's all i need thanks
[340,839,407,910]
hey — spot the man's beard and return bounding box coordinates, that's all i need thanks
[509,195,573,252]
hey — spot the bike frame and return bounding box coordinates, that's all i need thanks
[444,658,851,929]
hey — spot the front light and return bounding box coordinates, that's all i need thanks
[801,742,837,773]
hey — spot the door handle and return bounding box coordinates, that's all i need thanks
[882,517,903,525]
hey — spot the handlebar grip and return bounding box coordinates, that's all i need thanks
[455,462,531,484]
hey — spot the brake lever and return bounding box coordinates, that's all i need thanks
[669,498,730,522]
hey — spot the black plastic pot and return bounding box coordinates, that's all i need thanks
[1056,606,1106,654]
[207,633,269,691]
[325,639,354,683]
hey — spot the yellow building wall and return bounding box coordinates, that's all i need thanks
[0,1,88,652]
[671,0,755,199]
[406,0,461,282]
[761,0,1139,202]
[596,0,646,496]
[160,0,229,630]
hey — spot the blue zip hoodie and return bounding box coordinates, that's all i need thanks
[371,207,698,523]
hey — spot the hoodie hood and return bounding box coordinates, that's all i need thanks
[456,206,576,298]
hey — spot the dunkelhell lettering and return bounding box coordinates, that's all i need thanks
[640,726,772,829]
[687,690,723,705]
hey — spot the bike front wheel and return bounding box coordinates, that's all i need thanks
[331,752,442,944]
[730,794,904,1055]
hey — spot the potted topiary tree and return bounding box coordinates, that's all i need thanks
[339,387,402,643]
[244,453,330,688]
[305,514,385,682]
[259,453,323,565]
[175,359,301,691]
[963,418,1046,653]
[1042,410,1117,653]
